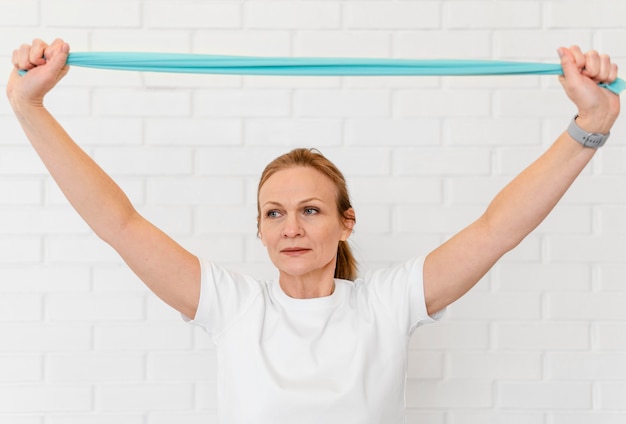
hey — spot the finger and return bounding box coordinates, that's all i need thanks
[608,62,619,83]
[558,46,582,84]
[597,54,614,82]
[17,44,36,70]
[582,50,601,78]
[569,45,586,70]
[29,39,48,67]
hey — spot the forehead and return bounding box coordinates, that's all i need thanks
[259,166,337,203]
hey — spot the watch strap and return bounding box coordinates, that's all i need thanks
[567,115,610,148]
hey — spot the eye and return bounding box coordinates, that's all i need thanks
[303,207,319,216]
[266,209,282,218]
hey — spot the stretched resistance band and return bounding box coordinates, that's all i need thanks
[21,52,626,94]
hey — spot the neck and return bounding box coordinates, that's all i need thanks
[279,268,336,299]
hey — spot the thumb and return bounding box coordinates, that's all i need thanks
[557,47,582,88]
[45,41,70,76]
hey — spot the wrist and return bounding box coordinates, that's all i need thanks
[567,114,610,148]
[574,113,615,135]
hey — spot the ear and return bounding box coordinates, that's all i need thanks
[340,208,355,241]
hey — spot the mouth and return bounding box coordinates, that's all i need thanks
[280,247,311,256]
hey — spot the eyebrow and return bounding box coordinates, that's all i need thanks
[261,197,324,209]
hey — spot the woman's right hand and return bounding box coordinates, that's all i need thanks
[7,38,70,111]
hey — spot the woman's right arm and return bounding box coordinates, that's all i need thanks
[7,39,200,319]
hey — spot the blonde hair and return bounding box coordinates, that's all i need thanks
[257,148,357,281]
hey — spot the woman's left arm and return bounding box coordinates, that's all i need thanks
[423,46,621,316]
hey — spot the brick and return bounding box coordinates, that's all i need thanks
[392,148,492,176]
[346,118,441,147]
[195,146,288,176]
[42,0,140,27]
[0,0,38,26]
[551,413,626,424]
[407,350,443,379]
[0,266,91,293]
[0,179,41,205]
[147,177,243,206]
[145,118,242,146]
[0,324,91,352]
[146,351,217,381]
[498,382,591,409]
[147,413,217,424]
[0,237,41,263]
[58,117,143,147]
[494,322,589,350]
[410,321,490,350]
[494,30,593,60]
[396,205,483,234]
[45,353,145,382]
[546,293,626,320]
[346,1,440,30]
[546,1,626,28]
[496,262,591,292]
[447,411,544,424]
[448,291,542,320]
[444,1,541,29]
[0,355,42,382]
[594,323,626,350]
[295,31,390,58]
[96,383,194,411]
[447,118,542,146]
[245,118,342,147]
[294,89,390,118]
[93,89,191,117]
[395,90,491,118]
[93,147,193,176]
[195,89,290,117]
[91,29,191,53]
[196,206,257,235]
[0,206,89,235]
[546,352,626,380]
[548,235,626,263]
[193,31,291,56]
[598,206,626,233]
[46,414,143,424]
[145,1,240,29]
[0,294,42,321]
[45,294,145,321]
[0,148,48,175]
[597,264,626,291]
[45,236,121,264]
[448,352,542,380]
[245,2,341,29]
[394,31,492,59]
[0,385,92,413]
[597,382,626,410]
[406,380,492,408]
[94,323,193,350]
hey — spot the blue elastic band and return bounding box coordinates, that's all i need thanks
[18,52,625,94]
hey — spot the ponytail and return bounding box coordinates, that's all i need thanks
[335,240,357,281]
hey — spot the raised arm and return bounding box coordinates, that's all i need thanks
[423,46,621,316]
[7,39,200,318]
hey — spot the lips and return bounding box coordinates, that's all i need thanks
[280,247,311,255]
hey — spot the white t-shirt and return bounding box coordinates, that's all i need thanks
[188,256,439,424]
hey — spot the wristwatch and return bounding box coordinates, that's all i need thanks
[567,115,610,148]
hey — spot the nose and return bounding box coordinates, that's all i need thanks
[281,214,303,238]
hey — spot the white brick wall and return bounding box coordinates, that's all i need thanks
[1,1,625,422]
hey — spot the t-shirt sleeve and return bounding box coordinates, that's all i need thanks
[363,256,444,334]
[184,260,262,340]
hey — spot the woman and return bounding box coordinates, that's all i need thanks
[7,39,620,423]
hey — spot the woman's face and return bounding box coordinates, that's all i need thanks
[258,166,354,281]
